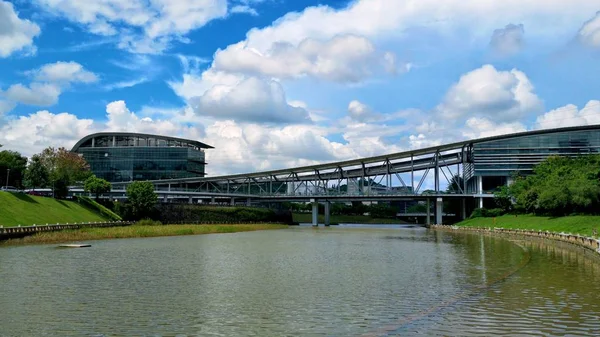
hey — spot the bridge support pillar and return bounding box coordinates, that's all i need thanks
[435,197,443,225]
[211,197,215,204]
[477,175,484,209]
[324,201,330,226]
[246,198,251,207]
[188,196,193,204]
[230,198,235,206]
[426,199,431,226]
[163,194,168,203]
[461,198,467,220]
[311,199,318,227]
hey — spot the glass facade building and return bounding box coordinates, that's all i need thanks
[464,127,600,193]
[71,133,213,183]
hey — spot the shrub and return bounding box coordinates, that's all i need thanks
[134,219,163,226]
[470,207,505,218]
[470,208,486,218]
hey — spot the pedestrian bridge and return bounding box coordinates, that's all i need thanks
[86,126,600,225]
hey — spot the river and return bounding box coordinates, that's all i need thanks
[1,225,599,336]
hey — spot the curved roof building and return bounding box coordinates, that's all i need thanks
[72,132,213,183]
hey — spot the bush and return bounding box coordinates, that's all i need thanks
[486,208,505,217]
[470,208,486,218]
[134,219,163,226]
[154,204,292,224]
[470,207,505,218]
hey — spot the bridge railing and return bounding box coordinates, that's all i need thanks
[0,221,132,240]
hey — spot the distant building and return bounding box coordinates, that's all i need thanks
[71,132,213,182]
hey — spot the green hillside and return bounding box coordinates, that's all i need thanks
[0,192,113,227]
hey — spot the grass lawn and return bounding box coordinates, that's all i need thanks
[0,192,110,227]
[1,224,289,245]
[292,212,406,224]
[455,214,600,238]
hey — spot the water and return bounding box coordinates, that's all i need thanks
[1,225,600,336]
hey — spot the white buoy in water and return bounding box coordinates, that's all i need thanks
[58,244,91,248]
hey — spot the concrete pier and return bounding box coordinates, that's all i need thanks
[311,199,318,226]
[324,201,330,226]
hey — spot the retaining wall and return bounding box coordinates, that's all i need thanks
[431,225,600,254]
[0,221,132,240]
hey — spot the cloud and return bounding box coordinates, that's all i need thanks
[436,64,543,121]
[2,61,98,107]
[230,5,258,16]
[189,76,311,124]
[34,0,228,53]
[0,0,41,57]
[347,100,383,122]
[578,12,600,48]
[3,83,62,106]
[535,100,600,129]
[0,110,95,155]
[29,61,98,83]
[463,117,527,139]
[0,100,16,116]
[104,77,149,91]
[490,24,525,56]
[213,34,392,83]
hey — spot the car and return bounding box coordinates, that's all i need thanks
[1,186,21,193]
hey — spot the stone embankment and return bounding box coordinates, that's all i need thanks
[431,225,600,254]
[0,221,131,240]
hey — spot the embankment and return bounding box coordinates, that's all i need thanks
[453,215,600,238]
[432,216,600,255]
[0,192,116,227]
[1,224,289,245]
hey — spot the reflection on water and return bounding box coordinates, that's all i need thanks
[0,226,599,336]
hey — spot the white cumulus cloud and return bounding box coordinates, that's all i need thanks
[0,0,41,57]
[436,64,543,121]
[2,61,98,107]
[29,61,98,84]
[213,34,391,83]
[535,100,600,129]
[34,0,228,53]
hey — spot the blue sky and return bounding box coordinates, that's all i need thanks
[0,0,599,175]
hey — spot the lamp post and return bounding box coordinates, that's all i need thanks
[5,168,9,188]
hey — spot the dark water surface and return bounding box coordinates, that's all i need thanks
[1,225,599,336]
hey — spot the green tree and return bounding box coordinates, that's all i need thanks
[0,150,28,188]
[84,175,112,200]
[126,181,158,219]
[23,154,50,190]
[494,185,513,212]
[38,147,92,198]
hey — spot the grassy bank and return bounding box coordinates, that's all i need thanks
[455,215,600,238]
[1,224,289,245]
[0,192,112,227]
[292,212,406,224]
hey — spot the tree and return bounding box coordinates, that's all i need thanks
[38,147,91,198]
[126,181,158,219]
[84,175,112,200]
[494,186,513,213]
[0,150,28,188]
[23,155,49,190]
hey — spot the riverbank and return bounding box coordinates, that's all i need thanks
[0,224,289,245]
[292,212,406,224]
[455,214,600,238]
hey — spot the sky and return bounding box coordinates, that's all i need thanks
[0,0,599,177]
